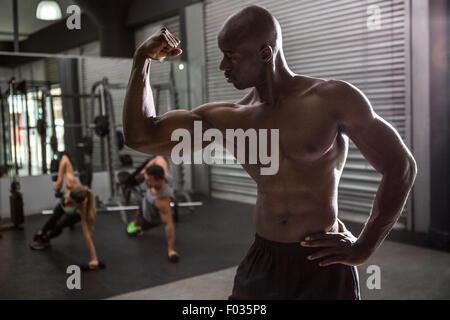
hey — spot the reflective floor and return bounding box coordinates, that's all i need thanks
[1,196,449,300]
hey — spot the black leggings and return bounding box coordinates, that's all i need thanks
[41,204,81,239]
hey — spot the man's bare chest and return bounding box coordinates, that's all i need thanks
[230,98,340,162]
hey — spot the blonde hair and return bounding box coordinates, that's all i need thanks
[70,186,96,234]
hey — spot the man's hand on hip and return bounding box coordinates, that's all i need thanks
[301,219,372,267]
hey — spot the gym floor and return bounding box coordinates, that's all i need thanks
[1,196,449,300]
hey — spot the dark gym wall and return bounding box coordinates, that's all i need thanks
[0,0,202,58]
[126,0,203,61]
[0,14,98,55]
[428,0,450,250]
[19,13,98,54]
[126,0,201,27]
[58,58,83,168]
[74,0,202,58]
[74,0,135,58]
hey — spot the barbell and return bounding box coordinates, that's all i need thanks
[36,114,121,139]
[42,202,203,215]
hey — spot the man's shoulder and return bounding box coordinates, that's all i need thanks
[191,100,250,131]
[283,76,338,101]
[154,155,167,163]
[192,101,239,116]
[289,77,369,122]
[312,79,373,123]
[306,79,365,113]
[192,101,248,127]
[200,89,256,109]
[313,78,359,100]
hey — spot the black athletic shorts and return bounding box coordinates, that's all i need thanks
[229,233,360,300]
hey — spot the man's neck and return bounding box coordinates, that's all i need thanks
[255,52,295,106]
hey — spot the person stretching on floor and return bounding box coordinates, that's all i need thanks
[127,156,179,263]
[29,154,100,270]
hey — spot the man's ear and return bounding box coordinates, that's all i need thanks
[259,45,273,63]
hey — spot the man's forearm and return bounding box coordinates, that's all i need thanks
[123,52,156,146]
[356,162,416,253]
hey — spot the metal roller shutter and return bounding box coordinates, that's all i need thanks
[205,0,410,224]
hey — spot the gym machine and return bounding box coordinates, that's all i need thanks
[0,78,24,232]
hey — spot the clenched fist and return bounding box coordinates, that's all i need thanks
[136,27,182,61]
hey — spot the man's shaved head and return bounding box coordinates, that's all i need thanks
[217,6,284,90]
[218,5,282,53]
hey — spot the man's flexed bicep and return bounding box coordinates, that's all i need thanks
[125,109,202,155]
[123,27,237,157]
[124,102,236,156]
[123,27,184,155]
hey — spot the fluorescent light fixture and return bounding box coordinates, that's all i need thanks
[36,1,62,21]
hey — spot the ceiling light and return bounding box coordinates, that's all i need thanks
[36,1,62,21]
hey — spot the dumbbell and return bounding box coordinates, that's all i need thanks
[80,261,106,272]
